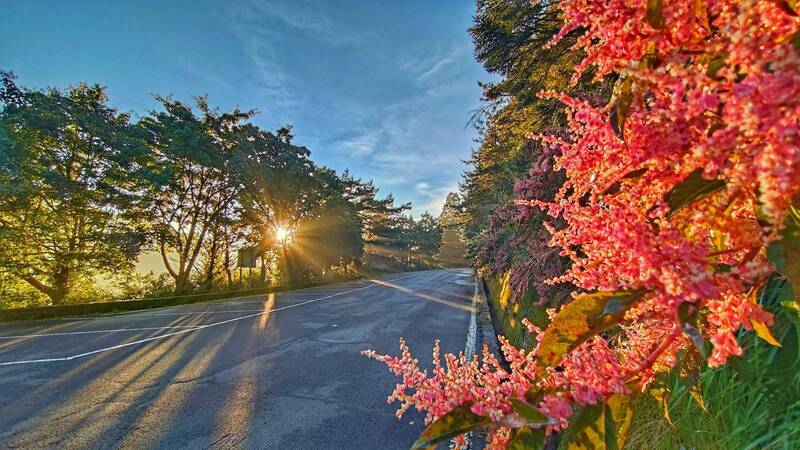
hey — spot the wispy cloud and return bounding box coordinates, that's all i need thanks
[222,0,484,217]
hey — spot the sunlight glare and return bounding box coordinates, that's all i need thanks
[274,225,290,243]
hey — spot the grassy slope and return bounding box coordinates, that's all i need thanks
[483,274,800,449]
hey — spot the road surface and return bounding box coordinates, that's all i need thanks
[0,269,476,449]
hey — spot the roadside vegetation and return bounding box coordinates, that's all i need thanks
[0,73,447,309]
[367,0,800,448]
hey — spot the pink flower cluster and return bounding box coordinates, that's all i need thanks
[364,319,634,448]
[530,0,800,367]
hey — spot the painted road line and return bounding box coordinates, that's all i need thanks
[463,276,480,450]
[0,272,424,366]
[464,277,479,358]
[0,325,203,340]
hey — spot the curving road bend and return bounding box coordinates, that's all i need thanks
[0,269,475,449]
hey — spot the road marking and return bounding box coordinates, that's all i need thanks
[462,277,480,450]
[0,325,202,339]
[464,277,479,359]
[0,272,424,366]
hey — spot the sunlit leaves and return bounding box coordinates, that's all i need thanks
[510,399,551,426]
[410,403,490,450]
[645,0,665,28]
[694,0,711,32]
[747,285,782,347]
[610,78,633,140]
[537,290,647,368]
[566,395,634,450]
[507,426,546,450]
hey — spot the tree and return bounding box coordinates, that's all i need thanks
[339,169,410,242]
[438,192,465,229]
[0,73,147,304]
[236,123,317,283]
[138,96,253,294]
[412,212,442,257]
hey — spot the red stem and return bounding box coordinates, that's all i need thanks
[624,325,681,382]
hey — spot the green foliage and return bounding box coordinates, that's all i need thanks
[627,317,800,449]
[537,290,646,369]
[411,403,490,450]
[0,72,147,304]
[564,396,634,450]
[0,72,421,307]
[665,169,726,217]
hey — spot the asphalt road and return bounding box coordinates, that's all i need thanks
[0,269,476,449]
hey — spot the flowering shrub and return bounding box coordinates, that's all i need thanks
[367,0,800,448]
[475,141,570,306]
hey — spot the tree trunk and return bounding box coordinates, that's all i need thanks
[21,274,64,305]
[174,272,191,295]
[260,253,267,286]
[50,267,71,305]
[224,244,233,287]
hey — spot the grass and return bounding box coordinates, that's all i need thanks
[627,306,800,450]
[482,273,800,449]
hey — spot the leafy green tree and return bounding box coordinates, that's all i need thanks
[462,0,591,257]
[338,170,410,247]
[0,73,147,304]
[413,212,443,257]
[438,192,466,230]
[138,96,254,294]
[294,197,363,273]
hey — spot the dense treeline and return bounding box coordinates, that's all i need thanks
[459,0,591,305]
[0,72,442,307]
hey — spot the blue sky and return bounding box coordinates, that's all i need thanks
[2,1,491,216]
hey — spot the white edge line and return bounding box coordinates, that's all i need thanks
[463,276,480,450]
[0,272,423,366]
[0,325,203,340]
[464,277,479,358]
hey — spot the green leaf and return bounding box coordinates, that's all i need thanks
[511,399,551,425]
[537,291,647,369]
[665,168,725,216]
[678,302,709,359]
[507,427,546,450]
[768,204,800,302]
[609,78,633,140]
[793,31,800,54]
[411,403,490,450]
[645,0,665,28]
[602,289,647,316]
[566,396,634,450]
[784,300,800,316]
[706,54,727,79]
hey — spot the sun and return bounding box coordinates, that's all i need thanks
[273,225,291,243]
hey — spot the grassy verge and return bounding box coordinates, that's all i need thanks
[0,274,361,322]
[482,273,800,449]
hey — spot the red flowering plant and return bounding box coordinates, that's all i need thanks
[365,0,800,448]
